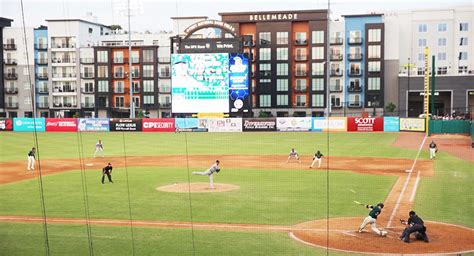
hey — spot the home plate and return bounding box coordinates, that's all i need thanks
[85,163,94,166]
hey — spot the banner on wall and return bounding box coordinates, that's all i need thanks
[383,117,400,132]
[400,118,426,132]
[0,119,13,131]
[13,118,45,132]
[242,118,276,131]
[277,117,312,131]
[175,118,207,132]
[312,117,347,132]
[78,118,109,131]
[45,118,78,132]
[207,118,242,132]
[347,117,384,132]
[109,118,142,131]
[142,118,175,132]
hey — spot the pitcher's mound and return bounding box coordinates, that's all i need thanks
[156,182,239,193]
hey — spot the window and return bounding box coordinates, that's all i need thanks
[115,96,124,108]
[459,52,468,60]
[97,66,108,78]
[114,66,124,78]
[131,51,140,63]
[132,81,140,93]
[368,77,381,90]
[143,80,154,92]
[144,95,154,105]
[312,47,324,60]
[295,32,307,45]
[24,96,31,105]
[277,79,288,91]
[437,66,447,75]
[331,95,341,107]
[276,95,288,106]
[349,63,361,75]
[143,65,154,77]
[438,23,447,32]
[97,51,108,63]
[259,48,271,61]
[276,63,288,76]
[458,66,468,74]
[259,94,271,107]
[312,78,324,91]
[159,80,171,93]
[296,95,306,107]
[143,49,154,62]
[276,32,288,44]
[259,63,271,77]
[114,81,124,93]
[417,67,424,75]
[438,52,447,61]
[312,63,324,76]
[418,53,424,61]
[113,51,124,63]
[368,29,381,42]
[460,37,468,46]
[349,30,361,43]
[311,94,324,107]
[418,39,427,47]
[296,79,307,90]
[295,64,307,76]
[368,61,381,72]
[368,45,381,58]
[418,24,427,32]
[133,96,140,108]
[131,66,140,78]
[276,48,288,60]
[438,38,447,46]
[259,32,271,45]
[349,94,360,105]
[312,31,324,44]
[460,23,469,31]
[159,65,170,77]
[349,79,361,90]
[159,95,171,106]
[98,81,109,92]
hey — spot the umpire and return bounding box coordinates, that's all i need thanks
[101,163,113,184]
[400,211,429,243]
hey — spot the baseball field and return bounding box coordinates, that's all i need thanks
[0,131,473,255]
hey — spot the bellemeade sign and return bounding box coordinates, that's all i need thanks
[249,13,298,21]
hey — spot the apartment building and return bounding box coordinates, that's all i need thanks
[0,17,13,117]
[34,25,49,117]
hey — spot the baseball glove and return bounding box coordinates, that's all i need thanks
[435,149,438,153]
[216,169,220,173]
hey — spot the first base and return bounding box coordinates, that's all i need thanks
[405,169,412,173]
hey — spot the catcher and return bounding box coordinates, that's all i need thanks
[192,160,220,190]
[400,211,429,243]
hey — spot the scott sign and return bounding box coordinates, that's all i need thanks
[348,117,383,132]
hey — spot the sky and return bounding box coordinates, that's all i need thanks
[0,0,472,32]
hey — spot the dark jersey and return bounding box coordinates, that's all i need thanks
[102,166,113,174]
[28,150,35,159]
[314,152,323,159]
[368,205,382,219]
[408,215,424,226]
[429,143,437,149]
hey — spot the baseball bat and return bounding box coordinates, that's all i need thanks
[353,200,365,206]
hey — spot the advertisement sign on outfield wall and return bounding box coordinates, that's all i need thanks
[277,117,312,131]
[175,118,207,132]
[142,118,175,132]
[312,117,347,132]
[45,118,78,132]
[242,118,276,131]
[13,118,45,132]
[400,118,426,132]
[347,117,384,132]
[383,117,400,132]
[109,118,142,131]
[78,119,109,131]
[0,119,13,131]
[207,118,243,132]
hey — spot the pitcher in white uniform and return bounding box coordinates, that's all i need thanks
[27,147,36,171]
[193,160,221,190]
[94,139,104,158]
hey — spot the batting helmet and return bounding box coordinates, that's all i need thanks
[377,203,385,208]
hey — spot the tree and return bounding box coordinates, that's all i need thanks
[137,110,144,118]
[110,24,122,31]
[385,102,397,113]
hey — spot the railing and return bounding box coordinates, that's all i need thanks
[6,102,19,108]
[52,58,76,64]
[348,101,363,108]
[131,72,140,78]
[330,54,343,61]
[312,71,324,77]
[330,85,343,92]
[53,88,77,93]
[4,73,18,80]
[80,58,95,64]
[159,72,170,78]
[81,73,94,79]
[159,87,171,93]
[348,70,362,76]
[348,37,362,44]
[36,73,48,79]
[113,58,125,64]
[53,103,77,108]
[114,88,125,93]
[295,39,308,45]
[294,87,307,93]
[330,37,343,44]
[368,69,381,74]
[36,58,48,65]
[133,87,141,93]
[259,71,271,77]
[295,55,308,61]
[37,102,49,108]
[38,87,48,93]
[81,102,95,108]
[4,59,17,65]
[81,88,94,94]
[295,102,307,107]
[35,43,48,50]
[158,57,170,63]
[5,87,18,94]
[347,53,363,60]
[51,43,75,48]
[295,71,307,77]
[3,43,16,50]
[348,86,362,92]
[52,73,76,78]
[160,103,171,108]
[114,72,124,78]
[131,58,140,64]
[142,72,154,78]
[330,69,343,76]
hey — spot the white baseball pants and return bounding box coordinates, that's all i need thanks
[359,216,383,235]
[27,156,35,170]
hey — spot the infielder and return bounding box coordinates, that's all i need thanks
[192,160,221,190]
[429,141,438,160]
[94,139,104,158]
[358,203,388,236]
[27,147,36,171]
[287,148,301,163]
[399,211,429,243]
[101,163,113,184]
[310,150,324,168]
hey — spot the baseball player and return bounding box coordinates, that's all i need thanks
[429,141,438,160]
[27,147,36,171]
[358,203,388,237]
[310,150,324,168]
[192,160,221,190]
[399,211,429,243]
[287,148,301,163]
[94,139,104,158]
[101,163,113,184]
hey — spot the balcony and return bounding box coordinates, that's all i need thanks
[53,88,77,94]
[295,71,307,77]
[132,87,141,93]
[5,87,18,94]
[81,102,95,108]
[37,102,49,109]
[311,71,324,77]
[131,58,140,64]
[368,69,381,74]
[38,86,49,93]
[114,72,124,78]
[52,73,76,78]
[348,101,363,108]
[159,87,171,93]
[348,70,362,77]
[51,43,75,48]
[330,85,343,92]
[159,103,171,108]
[36,58,48,65]
[4,59,17,65]
[35,43,48,50]
[3,43,16,50]
[330,69,343,76]
[81,73,94,79]
[131,72,140,78]
[294,86,307,93]
[114,88,127,94]
[295,102,307,108]
[347,53,363,61]
[295,39,308,46]
[330,54,343,61]
[5,102,19,108]
[113,58,125,64]
[4,73,18,80]
[158,57,170,63]
[81,88,94,94]
[53,103,77,108]
[159,72,170,78]
[52,58,76,64]
[295,55,308,61]
[36,73,48,80]
[330,37,343,45]
[348,86,362,92]
[331,103,343,109]
[348,37,362,45]
[80,58,95,64]
[259,71,271,77]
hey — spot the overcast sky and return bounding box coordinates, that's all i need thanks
[0,0,471,32]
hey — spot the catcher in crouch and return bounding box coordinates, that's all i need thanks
[358,202,388,237]
[192,160,221,190]
[399,211,429,243]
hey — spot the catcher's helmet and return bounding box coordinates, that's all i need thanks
[377,203,385,208]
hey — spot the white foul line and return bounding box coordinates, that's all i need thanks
[387,134,427,227]
[409,171,421,202]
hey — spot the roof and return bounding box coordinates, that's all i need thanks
[45,19,110,28]
[219,9,327,16]
[0,17,13,27]
[342,13,384,18]
[170,16,208,20]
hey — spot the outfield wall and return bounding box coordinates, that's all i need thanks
[0,117,440,133]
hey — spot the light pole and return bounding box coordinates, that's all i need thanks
[325,0,331,117]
